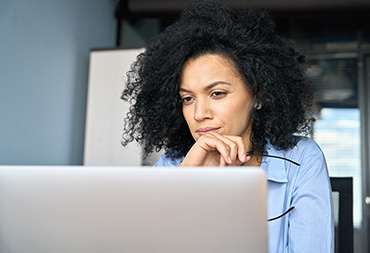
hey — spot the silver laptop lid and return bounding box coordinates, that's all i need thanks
[0,166,268,253]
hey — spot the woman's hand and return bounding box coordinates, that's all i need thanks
[180,132,250,167]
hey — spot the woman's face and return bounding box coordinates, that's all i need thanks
[179,54,254,143]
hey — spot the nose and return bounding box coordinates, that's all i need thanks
[194,99,212,121]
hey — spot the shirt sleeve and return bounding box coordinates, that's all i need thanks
[287,141,334,252]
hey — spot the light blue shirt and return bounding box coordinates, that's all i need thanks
[154,137,334,252]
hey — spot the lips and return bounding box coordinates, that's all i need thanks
[195,127,221,136]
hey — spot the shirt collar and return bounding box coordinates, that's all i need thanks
[260,140,288,183]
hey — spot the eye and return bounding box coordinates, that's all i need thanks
[181,96,194,105]
[211,91,227,98]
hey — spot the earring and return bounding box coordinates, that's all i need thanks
[255,103,262,110]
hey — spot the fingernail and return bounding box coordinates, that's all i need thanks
[227,156,232,164]
[241,154,246,162]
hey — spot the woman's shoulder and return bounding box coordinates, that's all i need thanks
[293,136,324,157]
[268,136,330,190]
[153,152,183,167]
[288,136,328,174]
[267,136,322,157]
[270,136,326,166]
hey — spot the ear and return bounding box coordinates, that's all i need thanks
[253,90,263,110]
[254,102,262,110]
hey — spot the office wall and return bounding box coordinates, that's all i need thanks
[84,49,144,166]
[0,0,115,165]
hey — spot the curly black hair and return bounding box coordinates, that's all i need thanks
[121,1,314,159]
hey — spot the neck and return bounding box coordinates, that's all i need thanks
[241,155,262,167]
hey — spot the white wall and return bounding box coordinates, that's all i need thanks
[0,0,116,164]
[84,49,144,166]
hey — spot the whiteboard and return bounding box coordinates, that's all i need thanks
[83,48,146,165]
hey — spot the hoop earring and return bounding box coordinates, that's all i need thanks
[255,103,262,110]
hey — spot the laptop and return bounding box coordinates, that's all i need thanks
[0,166,268,253]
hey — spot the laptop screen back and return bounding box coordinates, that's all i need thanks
[0,166,268,253]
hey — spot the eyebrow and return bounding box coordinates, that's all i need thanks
[179,81,231,93]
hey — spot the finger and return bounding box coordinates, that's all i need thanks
[207,133,238,165]
[211,133,247,164]
[222,135,248,164]
[200,135,232,165]
[236,155,251,166]
[219,155,227,167]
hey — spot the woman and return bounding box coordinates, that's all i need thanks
[121,1,334,252]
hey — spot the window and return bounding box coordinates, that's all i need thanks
[307,56,362,228]
[313,108,361,228]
